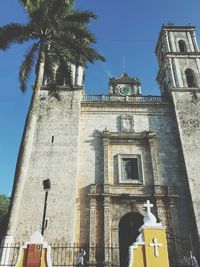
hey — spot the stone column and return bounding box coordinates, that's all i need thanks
[169,32,176,51]
[173,58,183,87]
[187,31,194,52]
[168,198,179,235]
[148,135,160,185]
[167,198,179,259]
[102,131,110,184]
[104,196,111,267]
[191,31,199,52]
[169,58,176,87]
[88,197,97,267]
[165,31,171,52]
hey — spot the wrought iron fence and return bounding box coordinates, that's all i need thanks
[50,243,88,267]
[82,94,168,104]
[167,232,199,267]
[50,245,120,267]
[0,243,21,267]
[0,238,198,267]
[0,243,120,267]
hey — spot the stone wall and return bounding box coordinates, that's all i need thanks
[77,101,193,243]
[8,92,197,246]
[11,88,82,243]
[172,90,200,240]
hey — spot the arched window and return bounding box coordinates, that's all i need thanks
[185,69,197,87]
[179,40,187,52]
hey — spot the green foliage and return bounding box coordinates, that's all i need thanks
[0,0,105,92]
[0,195,10,219]
[0,195,10,239]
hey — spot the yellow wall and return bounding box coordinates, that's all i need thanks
[144,228,169,267]
[132,227,170,267]
[132,245,146,267]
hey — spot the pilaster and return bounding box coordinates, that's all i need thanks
[103,196,111,266]
[148,134,160,185]
[88,196,97,266]
[155,198,167,227]
[168,199,179,235]
[164,31,171,52]
[191,31,199,51]
[103,131,110,184]
[169,58,176,87]
[187,31,195,51]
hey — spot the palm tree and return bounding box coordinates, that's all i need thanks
[0,0,104,92]
[1,0,105,237]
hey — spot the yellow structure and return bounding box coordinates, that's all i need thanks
[129,200,170,267]
[15,232,52,267]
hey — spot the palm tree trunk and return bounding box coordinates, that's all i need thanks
[6,58,45,238]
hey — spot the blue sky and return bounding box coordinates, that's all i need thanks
[1,0,200,195]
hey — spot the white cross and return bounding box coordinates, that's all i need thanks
[144,200,153,214]
[148,237,163,257]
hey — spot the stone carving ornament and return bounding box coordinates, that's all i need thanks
[121,115,134,132]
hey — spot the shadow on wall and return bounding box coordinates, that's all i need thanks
[78,185,91,245]
[85,130,104,185]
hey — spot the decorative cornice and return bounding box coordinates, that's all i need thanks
[102,130,156,141]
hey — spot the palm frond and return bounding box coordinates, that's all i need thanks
[19,43,39,92]
[63,10,97,23]
[58,22,96,43]
[44,51,57,87]
[50,0,72,15]
[52,37,105,64]
[50,42,73,86]
[2,0,105,92]
[0,23,36,50]
[18,0,42,13]
[83,47,105,64]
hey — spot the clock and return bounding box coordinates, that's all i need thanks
[119,86,131,96]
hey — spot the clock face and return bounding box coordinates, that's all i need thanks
[119,86,131,96]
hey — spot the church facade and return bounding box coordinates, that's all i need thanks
[4,25,200,266]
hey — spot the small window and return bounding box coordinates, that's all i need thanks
[185,69,197,88]
[122,158,138,180]
[118,154,143,184]
[178,40,187,52]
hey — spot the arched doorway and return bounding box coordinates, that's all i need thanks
[119,212,143,267]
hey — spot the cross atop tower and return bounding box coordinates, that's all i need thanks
[144,200,153,214]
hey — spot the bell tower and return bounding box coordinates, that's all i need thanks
[156,25,200,96]
[156,25,200,243]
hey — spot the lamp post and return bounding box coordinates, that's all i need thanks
[41,179,51,236]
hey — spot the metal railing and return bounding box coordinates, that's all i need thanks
[50,243,88,266]
[0,244,119,267]
[0,238,198,267]
[0,243,20,267]
[82,94,168,104]
[166,232,199,267]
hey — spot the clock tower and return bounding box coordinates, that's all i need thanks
[109,72,142,96]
